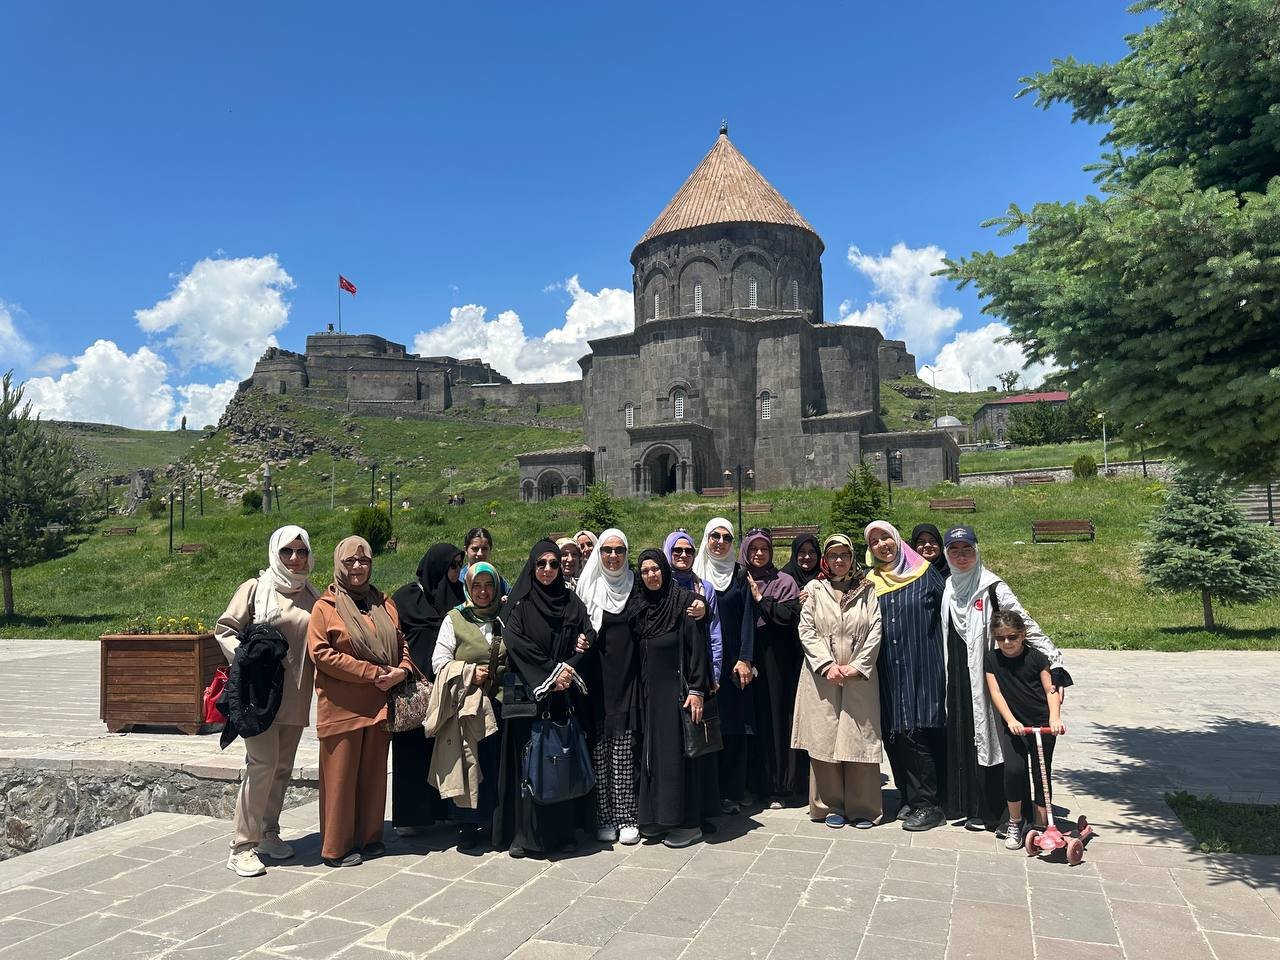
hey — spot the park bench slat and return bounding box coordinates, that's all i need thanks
[1032,520,1095,542]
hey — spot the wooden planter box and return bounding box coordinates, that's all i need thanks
[99,632,224,735]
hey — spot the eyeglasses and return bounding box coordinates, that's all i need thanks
[825,552,854,563]
[599,546,627,556]
[709,532,734,543]
[670,547,695,557]
[342,557,372,568]
[536,559,561,570]
[992,633,1022,642]
[278,547,310,559]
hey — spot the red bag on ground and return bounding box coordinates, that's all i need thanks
[203,666,229,724]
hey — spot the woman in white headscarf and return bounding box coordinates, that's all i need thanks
[574,528,643,844]
[216,525,321,877]
[692,516,756,814]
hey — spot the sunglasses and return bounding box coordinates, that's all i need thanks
[536,558,561,570]
[670,547,695,557]
[599,546,627,556]
[992,633,1023,641]
[825,552,854,563]
[278,547,310,559]
[746,527,772,539]
[709,532,734,543]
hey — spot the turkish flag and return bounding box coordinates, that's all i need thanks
[339,275,358,295]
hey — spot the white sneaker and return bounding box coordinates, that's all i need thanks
[257,834,294,860]
[596,825,618,843]
[1005,820,1024,851]
[227,849,266,877]
[618,826,641,845]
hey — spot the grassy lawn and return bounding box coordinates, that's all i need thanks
[1165,791,1280,855]
[959,440,1151,475]
[879,375,1015,432]
[49,422,203,478]
[7,475,1280,650]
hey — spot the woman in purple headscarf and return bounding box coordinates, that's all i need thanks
[664,530,722,689]
[741,529,806,806]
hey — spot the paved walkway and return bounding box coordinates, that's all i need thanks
[1,642,1277,959]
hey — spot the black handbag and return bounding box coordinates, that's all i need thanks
[679,625,723,759]
[502,671,538,719]
[521,702,596,805]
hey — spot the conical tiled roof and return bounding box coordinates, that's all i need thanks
[636,128,818,247]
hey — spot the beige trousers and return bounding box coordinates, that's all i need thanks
[808,758,882,822]
[232,723,305,850]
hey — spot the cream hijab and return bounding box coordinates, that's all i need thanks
[575,527,634,630]
[254,525,319,624]
[692,516,737,593]
[332,536,399,666]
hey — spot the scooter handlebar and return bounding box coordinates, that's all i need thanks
[1023,725,1065,735]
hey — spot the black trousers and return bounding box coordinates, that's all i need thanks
[1003,732,1056,808]
[886,727,947,812]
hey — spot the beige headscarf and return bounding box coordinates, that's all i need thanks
[332,536,399,666]
[821,534,871,610]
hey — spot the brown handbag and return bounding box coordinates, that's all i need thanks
[385,673,432,733]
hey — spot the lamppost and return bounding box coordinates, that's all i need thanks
[1134,422,1148,478]
[384,471,398,532]
[723,464,754,535]
[168,489,175,555]
[369,462,379,507]
[263,463,273,513]
[196,472,204,516]
[1097,413,1109,472]
[180,476,186,530]
[873,449,903,508]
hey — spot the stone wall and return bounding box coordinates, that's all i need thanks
[1,764,316,861]
[878,339,917,380]
[452,380,582,410]
[958,459,1173,486]
[862,430,962,488]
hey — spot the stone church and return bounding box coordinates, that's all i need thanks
[518,125,959,501]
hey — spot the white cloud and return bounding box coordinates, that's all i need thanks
[134,255,295,376]
[412,275,633,382]
[24,340,175,429]
[838,243,961,356]
[32,353,72,375]
[0,300,34,365]
[920,322,1055,393]
[174,379,239,430]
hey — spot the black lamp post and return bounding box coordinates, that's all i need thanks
[385,471,397,531]
[874,449,903,508]
[369,462,379,507]
[723,464,755,535]
[168,489,175,555]
[180,477,186,530]
[196,472,204,516]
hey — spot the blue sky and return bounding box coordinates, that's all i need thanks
[0,1,1149,428]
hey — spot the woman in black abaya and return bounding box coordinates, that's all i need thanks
[497,540,597,857]
[389,542,463,834]
[634,550,718,849]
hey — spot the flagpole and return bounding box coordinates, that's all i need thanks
[337,274,342,333]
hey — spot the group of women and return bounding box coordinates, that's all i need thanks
[216,516,1070,876]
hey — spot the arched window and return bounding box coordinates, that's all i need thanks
[567,477,580,495]
[694,283,703,315]
[748,276,758,309]
[653,292,661,319]
[791,279,799,309]
[625,403,635,429]
[674,391,685,420]
[760,391,772,420]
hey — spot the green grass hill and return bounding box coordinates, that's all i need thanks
[48,421,203,478]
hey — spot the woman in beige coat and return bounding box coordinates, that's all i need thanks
[792,534,883,828]
[217,524,320,877]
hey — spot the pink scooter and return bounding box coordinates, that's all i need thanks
[1020,726,1093,866]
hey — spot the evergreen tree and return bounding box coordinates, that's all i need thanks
[579,481,618,532]
[0,372,86,617]
[830,462,887,544]
[945,0,1280,483]
[1140,469,1280,628]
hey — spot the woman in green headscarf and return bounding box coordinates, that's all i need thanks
[431,561,507,850]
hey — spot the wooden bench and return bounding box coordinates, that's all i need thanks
[104,526,138,536]
[699,486,732,497]
[384,537,399,553]
[1032,520,1096,543]
[1013,474,1056,486]
[929,498,976,512]
[770,524,820,544]
[743,503,772,515]
[177,543,207,554]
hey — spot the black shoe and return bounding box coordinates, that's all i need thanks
[995,817,1010,840]
[508,845,526,859]
[323,851,361,868]
[362,842,385,858]
[963,817,987,832]
[903,807,944,832]
[895,804,913,821]
[457,826,481,851]
[559,840,578,853]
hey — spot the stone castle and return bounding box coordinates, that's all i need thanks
[244,126,949,500]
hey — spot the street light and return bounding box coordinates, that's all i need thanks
[1134,423,1148,479]
[1097,413,1109,472]
[873,449,903,508]
[196,472,204,517]
[384,471,398,531]
[262,463,273,513]
[180,476,186,530]
[168,489,175,555]
[723,464,755,535]
[369,462,379,507]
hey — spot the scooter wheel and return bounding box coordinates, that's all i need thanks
[1066,838,1084,866]
[1024,830,1041,856]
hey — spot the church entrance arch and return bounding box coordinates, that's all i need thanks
[642,444,681,496]
[537,470,564,501]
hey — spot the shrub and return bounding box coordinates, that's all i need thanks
[241,489,263,514]
[412,504,446,527]
[1072,454,1099,479]
[352,506,393,554]
[579,481,618,532]
[830,462,886,545]
[144,494,168,519]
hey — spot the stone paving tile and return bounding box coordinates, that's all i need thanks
[30,853,149,893]
[888,856,957,883]
[507,940,598,960]
[623,877,734,938]
[535,894,641,946]
[764,834,832,855]
[956,870,1027,906]
[621,838,701,870]
[1034,937,1126,959]
[1202,931,1280,960]
[855,933,945,959]
[815,839,896,878]
[66,930,176,960]
[0,917,52,952]
[717,874,807,927]
[0,909,134,960]
[422,875,588,960]
[881,877,956,902]
[547,849,630,883]
[0,884,60,917]
[259,876,364,920]
[866,895,952,945]
[579,864,671,904]
[798,878,879,919]
[401,848,487,880]
[381,916,457,955]
[956,851,1028,880]
[263,915,373,959]
[946,899,1033,960]
[324,873,450,926]
[104,883,213,922]
[1030,890,1118,945]
[593,930,689,960]
[465,854,551,888]
[138,889,272,939]
[410,879,513,926]
[767,922,855,960]
[14,889,119,925]
[681,918,781,960]
[748,847,826,880]
[680,846,759,881]
[1111,899,1214,960]
[162,909,301,960]
[895,844,960,866]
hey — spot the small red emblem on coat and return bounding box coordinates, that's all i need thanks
[974,598,984,611]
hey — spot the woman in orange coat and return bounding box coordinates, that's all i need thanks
[308,535,415,867]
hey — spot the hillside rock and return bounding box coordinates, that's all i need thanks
[217,392,358,463]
